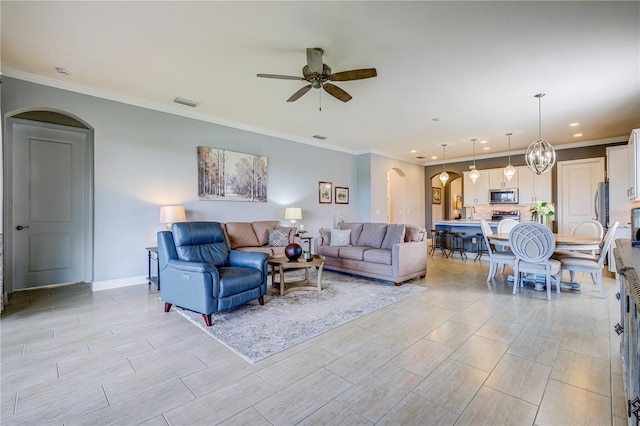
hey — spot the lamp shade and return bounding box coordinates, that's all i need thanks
[159,205,186,224]
[284,207,302,221]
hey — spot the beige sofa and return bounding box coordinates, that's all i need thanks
[315,222,428,285]
[222,221,297,257]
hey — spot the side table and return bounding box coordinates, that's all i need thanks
[145,246,160,289]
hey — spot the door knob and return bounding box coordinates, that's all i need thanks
[16,225,30,230]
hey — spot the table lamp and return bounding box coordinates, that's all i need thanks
[285,207,302,227]
[160,205,186,230]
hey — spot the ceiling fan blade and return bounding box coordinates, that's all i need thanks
[286,85,312,102]
[306,48,324,74]
[323,83,352,102]
[330,68,378,81]
[257,73,305,81]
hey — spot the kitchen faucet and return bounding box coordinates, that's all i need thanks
[471,206,476,221]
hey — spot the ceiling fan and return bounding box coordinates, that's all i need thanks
[257,47,377,103]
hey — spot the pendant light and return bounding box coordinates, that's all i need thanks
[439,144,449,185]
[469,138,480,184]
[526,93,556,175]
[504,132,516,181]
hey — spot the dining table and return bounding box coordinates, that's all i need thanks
[488,232,602,291]
[489,233,601,251]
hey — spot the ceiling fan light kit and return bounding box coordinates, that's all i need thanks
[257,47,377,107]
[469,138,480,184]
[526,93,556,175]
[504,132,516,181]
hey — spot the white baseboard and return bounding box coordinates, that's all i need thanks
[91,275,148,292]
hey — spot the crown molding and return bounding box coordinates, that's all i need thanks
[1,67,358,156]
[422,135,629,166]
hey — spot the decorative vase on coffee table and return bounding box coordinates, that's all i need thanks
[284,243,302,261]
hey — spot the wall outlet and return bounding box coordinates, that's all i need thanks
[472,237,477,244]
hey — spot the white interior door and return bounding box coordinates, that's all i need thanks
[557,158,605,233]
[11,119,91,290]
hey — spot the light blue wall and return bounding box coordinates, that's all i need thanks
[2,77,360,285]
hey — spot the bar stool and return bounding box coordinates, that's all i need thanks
[430,229,448,256]
[448,231,467,259]
[474,232,488,262]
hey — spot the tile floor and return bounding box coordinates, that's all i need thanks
[0,253,627,425]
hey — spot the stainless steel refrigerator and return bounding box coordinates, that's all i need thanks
[594,181,609,229]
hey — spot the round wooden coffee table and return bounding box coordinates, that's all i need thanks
[268,254,325,296]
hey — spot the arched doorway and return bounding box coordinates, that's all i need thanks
[387,167,406,224]
[4,109,94,295]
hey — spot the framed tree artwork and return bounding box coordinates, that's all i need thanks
[335,186,349,204]
[432,187,442,204]
[197,146,268,202]
[319,181,332,204]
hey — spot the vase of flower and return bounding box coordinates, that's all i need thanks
[530,201,554,230]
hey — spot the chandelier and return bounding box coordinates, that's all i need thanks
[526,93,556,175]
[469,138,480,183]
[504,132,516,181]
[439,144,449,185]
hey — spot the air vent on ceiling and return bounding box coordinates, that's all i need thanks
[313,135,328,140]
[173,97,199,107]
[415,156,426,160]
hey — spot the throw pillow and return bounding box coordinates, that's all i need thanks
[268,228,289,247]
[357,223,388,248]
[381,224,406,249]
[319,228,331,246]
[276,226,296,244]
[405,225,426,242]
[330,228,351,247]
[338,222,364,246]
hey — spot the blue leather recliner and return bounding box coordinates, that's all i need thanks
[157,221,269,326]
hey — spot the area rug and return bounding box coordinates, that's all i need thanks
[173,270,425,363]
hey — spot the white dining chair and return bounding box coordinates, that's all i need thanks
[557,221,619,299]
[570,219,604,256]
[495,218,519,252]
[509,221,561,301]
[481,219,515,282]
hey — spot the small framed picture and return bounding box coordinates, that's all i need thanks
[319,181,332,204]
[432,187,442,204]
[335,186,349,204]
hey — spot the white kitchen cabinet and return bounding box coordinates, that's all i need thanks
[628,129,640,200]
[517,166,552,206]
[489,168,518,189]
[463,170,490,206]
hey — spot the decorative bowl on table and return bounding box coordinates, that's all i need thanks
[284,243,303,261]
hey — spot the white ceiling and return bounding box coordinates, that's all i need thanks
[2,1,639,164]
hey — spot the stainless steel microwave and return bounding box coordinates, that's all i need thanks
[489,188,518,204]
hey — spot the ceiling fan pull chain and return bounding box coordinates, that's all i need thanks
[319,88,322,112]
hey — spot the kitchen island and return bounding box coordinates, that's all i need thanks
[433,220,500,257]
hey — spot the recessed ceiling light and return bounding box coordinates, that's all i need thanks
[173,97,199,107]
[313,134,327,140]
[480,140,488,144]
[55,67,71,76]
[483,147,490,151]
[569,122,580,127]
[573,133,583,137]
[431,156,437,160]
[410,150,417,153]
